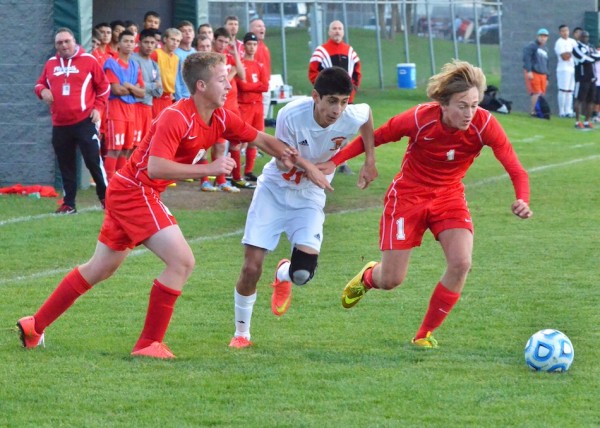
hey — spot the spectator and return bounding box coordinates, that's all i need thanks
[229,67,375,348]
[249,18,273,130]
[91,29,101,52]
[554,25,577,117]
[135,11,162,51]
[235,32,269,184]
[108,20,126,57]
[197,23,214,42]
[91,22,112,67]
[125,20,139,38]
[174,20,196,101]
[572,30,600,128]
[103,30,146,181]
[150,28,182,117]
[194,34,212,52]
[17,52,310,359]
[212,26,247,192]
[132,29,163,148]
[224,15,245,58]
[523,28,550,116]
[34,28,109,213]
[309,20,362,175]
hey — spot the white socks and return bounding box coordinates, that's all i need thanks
[234,289,257,340]
[276,260,291,282]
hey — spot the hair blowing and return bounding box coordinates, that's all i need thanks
[427,60,486,105]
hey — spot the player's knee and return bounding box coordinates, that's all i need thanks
[289,247,318,286]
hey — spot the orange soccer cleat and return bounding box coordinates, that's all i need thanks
[271,259,292,316]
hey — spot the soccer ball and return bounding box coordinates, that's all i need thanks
[524,329,574,372]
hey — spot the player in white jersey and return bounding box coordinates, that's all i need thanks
[554,24,577,117]
[228,67,378,348]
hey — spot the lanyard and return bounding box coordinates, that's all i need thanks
[59,57,72,79]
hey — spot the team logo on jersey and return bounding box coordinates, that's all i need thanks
[298,139,309,146]
[192,149,206,165]
[330,136,346,151]
[53,65,80,76]
[314,233,321,241]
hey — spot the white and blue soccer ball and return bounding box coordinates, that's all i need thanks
[524,329,574,372]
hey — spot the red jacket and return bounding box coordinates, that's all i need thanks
[308,39,361,101]
[34,46,110,126]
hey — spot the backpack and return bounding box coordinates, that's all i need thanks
[534,95,551,119]
[480,85,512,114]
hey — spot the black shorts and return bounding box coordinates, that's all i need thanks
[574,81,596,103]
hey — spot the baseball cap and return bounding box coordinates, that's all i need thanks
[243,32,258,43]
[537,28,549,36]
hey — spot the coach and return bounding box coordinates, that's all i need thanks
[34,27,110,214]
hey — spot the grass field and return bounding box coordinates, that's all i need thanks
[1,84,599,426]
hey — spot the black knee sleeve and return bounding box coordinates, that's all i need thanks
[289,247,318,285]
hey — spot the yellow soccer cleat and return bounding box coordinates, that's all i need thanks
[411,332,438,349]
[341,261,378,308]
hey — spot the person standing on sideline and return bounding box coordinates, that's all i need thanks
[224,15,245,58]
[572,30,600,128]
[249,18,272,132]
[92,22,113,67]
[150,28,182,117]
[523,28,550,116]
[234,32,269,185]
[132,29,163,147]
[198,23,214,42]
[309,20,361,175]
[34,28,109,214]
[320,60,532,349]
[103,30,146,181]
[17,52,330,359]
[174,20,196,101]
[229,67,377,348]
[211,27,248,192]
[554,25,577,117]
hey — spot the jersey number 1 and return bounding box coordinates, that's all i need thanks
[396,217,406,240]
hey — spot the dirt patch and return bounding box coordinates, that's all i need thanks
[160,181,255,211]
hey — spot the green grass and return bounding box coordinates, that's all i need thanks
[1,78,599,425]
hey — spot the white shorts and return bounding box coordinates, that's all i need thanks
[556,69,575,92]
[242,179,326,252]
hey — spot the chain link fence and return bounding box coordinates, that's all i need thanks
[207,0,502,91]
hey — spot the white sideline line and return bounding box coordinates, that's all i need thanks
[0,229,244,286]
[0,206,100,227]
[1,154,599,286]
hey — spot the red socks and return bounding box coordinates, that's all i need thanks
[104,156,117,181]
[415,282,460,340]
[230,149,242,181]
[244,147,257,176]
[133,279,181,351]
[363,265,377,289]
[34,267,92,333]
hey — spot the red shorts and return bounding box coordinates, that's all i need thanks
[98,174,177,251]
[379,180,474,250]
[524,70,547,95]
[105,119,135,151]
[239,102,264,132]
[152,96,173,118]
[134,103,153,146]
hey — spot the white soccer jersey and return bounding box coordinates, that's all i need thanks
[555,37,577,71]
[261,97,370,190]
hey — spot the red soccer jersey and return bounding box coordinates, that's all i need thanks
[254,41,271,81]
[332,103,530,202]
[224,53,240,112]
[121,98,258,192]
[236,59,268,104]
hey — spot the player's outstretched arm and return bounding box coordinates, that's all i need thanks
[148,155,236,180]
[356,109,378,189]
[511,199,533,219]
